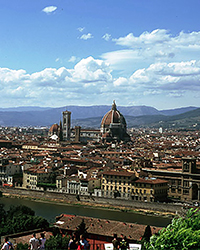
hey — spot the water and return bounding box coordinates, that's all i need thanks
[0,196,171,227]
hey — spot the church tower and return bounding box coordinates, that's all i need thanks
[62,110,71,141]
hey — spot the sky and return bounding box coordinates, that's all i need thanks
[1,0,200,109]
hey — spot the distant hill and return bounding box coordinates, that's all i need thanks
[0,105,199,128]
[160,106,198,116]
[73,108,200,129]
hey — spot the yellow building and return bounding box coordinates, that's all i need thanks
[23,166,51,189]
[101,171,168,202]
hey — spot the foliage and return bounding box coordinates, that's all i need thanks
[38,183,56,188]
[15,242,29,250]
[6,205,35,219]
[144,208,200,250]
[0,205,49,237]
[45,233,70,250]
[0,204,6,224]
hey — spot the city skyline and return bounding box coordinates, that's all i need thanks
[1,0,200,109]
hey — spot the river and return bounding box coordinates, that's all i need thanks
[0,196,171,227]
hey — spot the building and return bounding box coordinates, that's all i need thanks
[0,158,22,186]
[22,166,52,189]
[62,110,71,141]
[101,170,168,202]
[100,101,130,142]
[143,157,200,202]
[54,214,162,244]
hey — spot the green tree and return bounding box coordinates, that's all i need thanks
[6,205,35,220]
[45,234,70,250]
[145,208,200,250]
[0,205,49,237]
[0,204,6,223]
[16,242,29,250]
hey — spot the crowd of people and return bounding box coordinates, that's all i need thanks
[68,234,90,250]
[29,232,46,250]
[112,234,129,250]
[1,232,129,250]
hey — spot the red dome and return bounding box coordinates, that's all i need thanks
[101,101,126,129]
[49,123,59,133]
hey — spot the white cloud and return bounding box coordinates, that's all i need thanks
[102,33,111,41]
[113,77,128,87]
[68,56,77,63]
[102,29,200,75]
[129,60,200,92]
[77,27,85,32]
[42,6,57,14]
[0,57,113,106]
[80,33,93,40]
[1,56,200,108]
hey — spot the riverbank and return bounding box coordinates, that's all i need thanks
[2,190,177,219]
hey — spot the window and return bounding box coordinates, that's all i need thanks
[183,181,189,187]
[183,189,189,195]
[171,179,176,185]
[171,188,176,193]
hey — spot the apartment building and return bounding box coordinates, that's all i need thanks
[143,157,200,202]
[101,170,168,202]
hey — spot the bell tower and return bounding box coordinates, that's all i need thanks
[62,110,71,141]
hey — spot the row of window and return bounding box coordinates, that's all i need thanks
[103,176,130,180]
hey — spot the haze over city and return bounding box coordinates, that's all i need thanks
[1,0,200,109]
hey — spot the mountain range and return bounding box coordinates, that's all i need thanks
[0,105,199,129]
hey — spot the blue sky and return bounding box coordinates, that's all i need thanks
[1,0,200,109]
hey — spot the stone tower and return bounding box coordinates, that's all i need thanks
[62,110,71,141]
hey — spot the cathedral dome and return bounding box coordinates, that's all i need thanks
[101,101,126,130]
[100,101,129,142]
[49,123,59,135]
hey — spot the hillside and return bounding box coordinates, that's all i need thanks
[0,105,199,128]
[73,108,200,129]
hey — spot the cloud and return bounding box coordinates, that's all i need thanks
[102,33,111,41]
[102,29,200,75]
[68,56,77,63]
[1,56,200,108]
[42,6,57,14]
[129,60,200,92]
[77,27,85,32]
[0,57,113,106]
[80,33,93,40]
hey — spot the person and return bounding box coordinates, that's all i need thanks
[112,234,119,250]
[1,237,13,250]
[39,233,46,249]
[79,235,89,250]
[29,233,39,250]
[68,234,77,250]
[119,236,129,250]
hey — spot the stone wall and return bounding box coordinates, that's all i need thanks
[0,186,184,215]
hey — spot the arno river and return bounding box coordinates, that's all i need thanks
[0,197,171,227]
